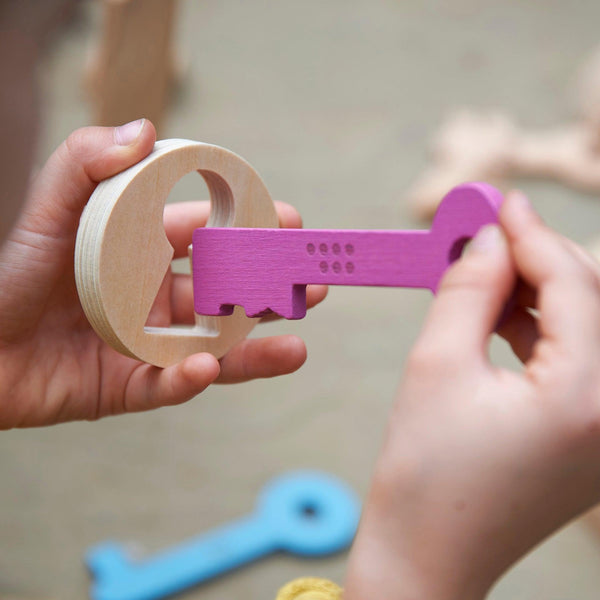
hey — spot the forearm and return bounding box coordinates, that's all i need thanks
[343,484,492,600]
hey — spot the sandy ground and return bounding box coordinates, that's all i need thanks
[2,1,600,598]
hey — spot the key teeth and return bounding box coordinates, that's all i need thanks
[245,307,274,318]
[193,302,234,317]
[217,304,234,316]
[242,286,308,319]
[243,303,306,320]
[244,304,282,319]
[196,303,285,319]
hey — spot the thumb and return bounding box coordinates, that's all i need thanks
[20,119,156,242]
[415,224,515,363]
[0,120,156,333]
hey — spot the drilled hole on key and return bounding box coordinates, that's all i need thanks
[307,243,316,255]
[449,236,471,263]
[299,501,320,519]
[319,243,328,254]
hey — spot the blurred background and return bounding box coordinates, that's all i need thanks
[3,1,600,598]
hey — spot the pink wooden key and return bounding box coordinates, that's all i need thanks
[192,182,502,319]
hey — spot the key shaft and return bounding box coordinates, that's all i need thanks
[88,516,275,600]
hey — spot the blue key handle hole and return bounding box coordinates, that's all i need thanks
[299,501,319,519]
[258,470,361,556]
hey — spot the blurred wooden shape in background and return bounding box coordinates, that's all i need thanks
[85,0,180,134]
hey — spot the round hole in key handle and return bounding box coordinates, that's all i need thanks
[75,138,503,367]
[449,237,471,261]
[300,500,319,518]
[431,184,500,267]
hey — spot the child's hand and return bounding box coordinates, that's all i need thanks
[345,192,600,600]
[0,121,326,428]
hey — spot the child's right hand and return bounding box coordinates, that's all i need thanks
[345,192,600,600]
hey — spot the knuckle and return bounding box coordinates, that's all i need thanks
[64,127,89,157]
[528,351,600,443]
[62,126,102,170]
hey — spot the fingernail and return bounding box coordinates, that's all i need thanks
[114,118,145,146]
[468,224,503,254]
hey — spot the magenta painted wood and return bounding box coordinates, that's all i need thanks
[192,182,503,319]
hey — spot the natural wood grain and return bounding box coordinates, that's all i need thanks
[75,139,278,367]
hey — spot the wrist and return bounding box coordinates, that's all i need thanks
[344,535,490,600]
[343,470,493,600]
[344,534,490,600]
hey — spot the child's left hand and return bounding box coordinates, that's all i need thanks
[0,121,326,428]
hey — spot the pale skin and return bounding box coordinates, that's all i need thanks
[345,192,600,599]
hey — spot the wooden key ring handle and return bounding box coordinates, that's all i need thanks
[75,139,278,368]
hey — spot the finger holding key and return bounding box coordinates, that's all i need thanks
[415,223,515,366]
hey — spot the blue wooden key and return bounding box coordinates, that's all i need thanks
[86,471,361,600]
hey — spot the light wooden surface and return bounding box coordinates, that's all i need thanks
[75,139,279,367]
[85,0,179,133]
